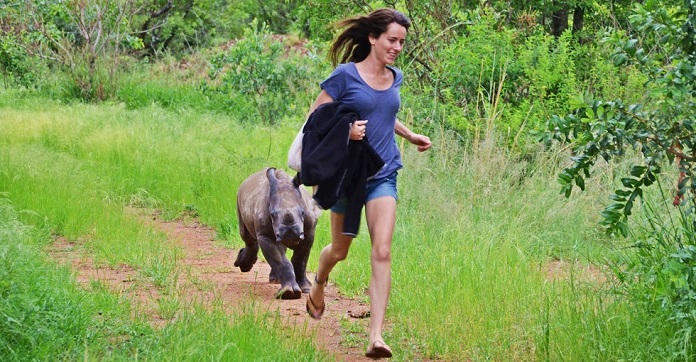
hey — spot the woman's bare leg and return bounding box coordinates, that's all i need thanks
[308,211,353,314]
[364,196,397,349]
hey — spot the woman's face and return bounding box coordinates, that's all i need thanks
[370,22,407,65]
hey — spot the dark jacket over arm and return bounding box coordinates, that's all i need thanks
[300,101,384,236]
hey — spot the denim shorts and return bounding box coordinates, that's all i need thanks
[331,171,398,214]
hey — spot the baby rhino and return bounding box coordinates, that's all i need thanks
[234,167,320,299]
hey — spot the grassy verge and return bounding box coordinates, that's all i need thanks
[0,87,684,360]
[0,195,327,361]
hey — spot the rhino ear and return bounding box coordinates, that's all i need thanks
[266,168,278,188]
[292,173,302,188]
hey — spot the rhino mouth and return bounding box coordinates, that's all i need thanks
[276,229,304,247]
[280,238,303,247]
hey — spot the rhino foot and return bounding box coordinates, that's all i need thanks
[275,285,302,300]
[233,248,257,272]
[298,278,311,294]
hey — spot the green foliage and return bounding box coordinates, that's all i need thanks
[290,0,368,40]
[540,0,695,235]
[429,7,587,147]
[0,197,93,359]
[0,33,39,88]
[204,21,325,125]
[516,31,578,120]
[133,0,240,56]
[539,1,696,356]
[617,194,696,359]
[0,3,45,89]
[435,9,516,109]
[20,0,145,101]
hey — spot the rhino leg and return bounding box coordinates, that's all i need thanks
[234,247,258,272]
[258,234,302,299]
[234,230,259,272]
[268,269,279,284]
[234,208,258,272]
[291,230,314,294]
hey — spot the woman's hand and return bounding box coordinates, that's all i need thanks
[410,134,432,152]
[394,120,431,152]
[351,120,368,141]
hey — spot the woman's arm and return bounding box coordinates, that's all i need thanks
[395,119,432,152]
[306,90,334,119]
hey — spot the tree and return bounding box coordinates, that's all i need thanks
[539,1,695,352]
[541,0,694,235]
[24,0,144,100]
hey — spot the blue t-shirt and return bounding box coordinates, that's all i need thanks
[320,62,403,179]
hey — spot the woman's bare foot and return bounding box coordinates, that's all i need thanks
[365,340,392,359]
[306,275,326,319]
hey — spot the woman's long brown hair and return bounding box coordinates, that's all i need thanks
[328,8,411,67]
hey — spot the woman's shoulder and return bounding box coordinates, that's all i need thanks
[386,65,403,78]
[333,62,357,74]
[387,65,404,86]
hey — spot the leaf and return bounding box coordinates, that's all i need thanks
[558,171,573,183]
[678,176,691,190]
[609,194,627,201]
[612,53,629,66]
[629,188,643,202]
[601,209,621,222]
[624,39,638,56]
[630,165,647,177]
[575,176,586,191]
[617,221,629,237]
[606,202,625,212]
[562,184,572,198]
[625,199,634,216]
[615,189,632,197]
[643,171,655,186]
[621,177,639,188]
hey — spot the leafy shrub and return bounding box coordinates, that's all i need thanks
[538,1,696,357]
[430,7,586,148]
[619,197,696,359]
[0,33,41,88]
[204,21,325,125]
[434,9,517,114]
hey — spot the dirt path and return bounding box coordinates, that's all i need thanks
[49,209,379,361]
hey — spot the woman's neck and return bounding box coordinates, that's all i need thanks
[356,58,388,77]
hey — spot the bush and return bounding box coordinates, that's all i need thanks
[618,196,696,359]
[204,21,326,125]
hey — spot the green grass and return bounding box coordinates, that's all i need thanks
[0,87,686,360]
[0,196,328,361]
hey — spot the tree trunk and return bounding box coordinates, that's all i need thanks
[551,3,569,37]
[572,6,584,34]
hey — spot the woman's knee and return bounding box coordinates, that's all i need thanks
[327,247,349,262]
[371,244,391,263]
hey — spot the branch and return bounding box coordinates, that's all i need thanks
[667,145,696,161]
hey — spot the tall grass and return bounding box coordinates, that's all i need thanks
[322,101,679,360]
[0,195,328,361]
[0,85,686,360]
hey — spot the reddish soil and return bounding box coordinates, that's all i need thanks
[48,209,379,362]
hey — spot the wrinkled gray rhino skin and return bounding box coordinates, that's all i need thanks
[234,167,321,299]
